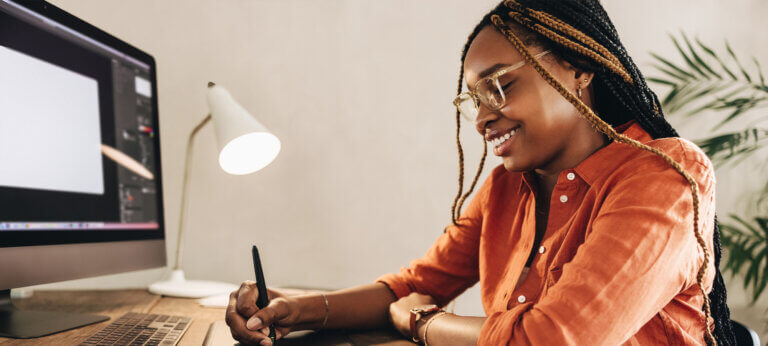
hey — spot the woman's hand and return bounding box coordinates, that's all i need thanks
[225,281,300,345]
[388,292,437,338]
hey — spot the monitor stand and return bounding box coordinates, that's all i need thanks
[0,289,108,339]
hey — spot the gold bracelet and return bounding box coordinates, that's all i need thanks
[320,293,329,329]
[422,311,447,346]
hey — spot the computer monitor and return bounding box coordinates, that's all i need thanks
[0,0,166,338]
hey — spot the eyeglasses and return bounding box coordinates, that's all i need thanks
[453,50,551,123]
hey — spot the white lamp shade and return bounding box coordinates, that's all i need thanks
[206,84,280,175]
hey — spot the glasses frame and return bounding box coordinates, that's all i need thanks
[453,50,551,121]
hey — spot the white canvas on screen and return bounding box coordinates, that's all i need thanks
[0,45,104,195]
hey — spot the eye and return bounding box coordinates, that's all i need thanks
[501,79,516,93]
[498,73,516,93]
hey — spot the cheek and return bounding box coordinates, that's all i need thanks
[524,85,579,135]
[500,87,562,139]
[500,87,581,165]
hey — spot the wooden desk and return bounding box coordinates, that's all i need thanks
[0,290,413,345]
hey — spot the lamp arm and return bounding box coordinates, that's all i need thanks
[174,114,213,270]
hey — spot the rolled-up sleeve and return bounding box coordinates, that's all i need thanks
[480,159,716,345]
[376,167,497,306]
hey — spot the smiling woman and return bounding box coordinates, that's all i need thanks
[226,1,736,345]
[385,0,735,344]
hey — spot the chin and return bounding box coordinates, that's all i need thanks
[501,157,529,172]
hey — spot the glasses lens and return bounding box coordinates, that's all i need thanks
[478,78,505,110]
[455,94,478,122]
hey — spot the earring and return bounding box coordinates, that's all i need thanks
[577,82,582,98]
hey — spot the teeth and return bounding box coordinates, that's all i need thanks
[489,128,518,147]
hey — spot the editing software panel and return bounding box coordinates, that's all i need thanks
[0,1,160,232]
[114,62,157,225]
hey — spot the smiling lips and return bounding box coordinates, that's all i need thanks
[486,126,520,156]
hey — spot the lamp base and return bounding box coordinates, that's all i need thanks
[148,269,239,298]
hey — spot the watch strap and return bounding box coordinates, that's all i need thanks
[410,311,420,343]
[410,305,441,343]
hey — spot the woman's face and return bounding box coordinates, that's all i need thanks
[464,26,601,174]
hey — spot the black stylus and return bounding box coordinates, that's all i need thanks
[252,245,276,343]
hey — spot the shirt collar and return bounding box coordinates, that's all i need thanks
[572,120,652,186]
[518,120,651,189]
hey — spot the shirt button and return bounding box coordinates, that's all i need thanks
[566,172,575,181]
[517,295,526,303]
[538,246,546,254]
[559,195,568,203]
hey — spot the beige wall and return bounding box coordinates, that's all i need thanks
[31,0,768,339]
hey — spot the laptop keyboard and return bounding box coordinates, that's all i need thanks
[79,312,191,346]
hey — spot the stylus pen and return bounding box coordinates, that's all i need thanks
[252,245,276,343]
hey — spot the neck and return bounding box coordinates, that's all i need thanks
[534,125,609,194]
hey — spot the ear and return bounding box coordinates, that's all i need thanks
[574,70,595,90]
[556,57,595,91]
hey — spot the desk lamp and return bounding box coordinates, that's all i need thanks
[148,82,280,298]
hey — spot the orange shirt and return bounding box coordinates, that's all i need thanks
[377,121,716,345]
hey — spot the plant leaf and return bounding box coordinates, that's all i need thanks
[726,40,752,83]
[754,57,766,86]
[647,77,677,87]
[671,33,709,79]
[694,128,768,165]
[651,52,697,80]
[697,37,738,80]
[683,33,721,79]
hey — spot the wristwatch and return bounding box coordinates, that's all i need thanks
[409,304,442,343]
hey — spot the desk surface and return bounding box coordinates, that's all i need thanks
[0,290,413,345]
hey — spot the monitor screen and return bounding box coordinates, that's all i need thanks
[0,0,165,247]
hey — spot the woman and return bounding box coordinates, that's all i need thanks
[226,0,736,344]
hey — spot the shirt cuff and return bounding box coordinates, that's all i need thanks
[375,272,413,300]
[479,303,531,344]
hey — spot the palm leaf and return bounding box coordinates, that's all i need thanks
[682,33,721,79]
[694,128,768,165]
[650,52,697,80]
[720,215,768,305]
[754,57,766,86]
[682,83,748,117]
[726,41,752,83]
[696,36,738,80]
[647,77,677,87]
[650,36,767,124]
[670,33,709,79]
[712,96,768,130]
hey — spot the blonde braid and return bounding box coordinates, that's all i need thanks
[455,139,488,224]
[451,64,467,225]
[507,11,635,85]
[506,0,624,68]
[490,14,716,345]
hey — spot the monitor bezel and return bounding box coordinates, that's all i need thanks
[0,0,167,248]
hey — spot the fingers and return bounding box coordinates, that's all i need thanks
[236,281,260,318]
[275,327,288,340]
[226,290,273,345]
[246,298,291,331]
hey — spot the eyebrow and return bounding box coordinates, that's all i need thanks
[478,63,510,79]
[466,50,551,90]
[466,63,512,91]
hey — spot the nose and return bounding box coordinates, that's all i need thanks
[474,103,500,135]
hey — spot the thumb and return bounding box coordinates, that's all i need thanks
[245,298,290,331]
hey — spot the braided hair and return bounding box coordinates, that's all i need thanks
[450,1,735,345]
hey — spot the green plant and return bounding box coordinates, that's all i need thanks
[719,216,768,302]
[649,33,768,304]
